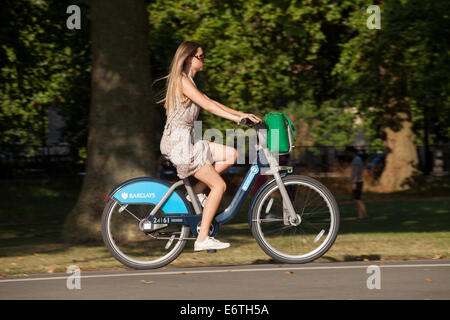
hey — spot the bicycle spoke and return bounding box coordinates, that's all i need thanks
[253,177,339,263]
[122,207,142,222]
[103,201,189,269]
[259,224,294,236]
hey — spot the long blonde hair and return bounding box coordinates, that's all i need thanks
[153,41,201,117]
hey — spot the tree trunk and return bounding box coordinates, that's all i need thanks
[423,114,432,175]
[378,111,420,192]
[62,0,155,242]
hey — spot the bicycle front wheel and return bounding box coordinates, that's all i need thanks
[101,199,190,269]
[251,175,339,264]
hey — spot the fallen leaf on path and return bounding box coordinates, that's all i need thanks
[433,254,443,259]
[140,280,153,285]
[425,278,433,282]
[17,257,24,260]
[283,271,294,275]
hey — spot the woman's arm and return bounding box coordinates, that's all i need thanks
[205,95,244,117]
[182,76,241,123]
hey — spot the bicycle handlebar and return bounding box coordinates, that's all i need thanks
[240,117,269,130]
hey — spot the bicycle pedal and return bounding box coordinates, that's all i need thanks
[206,250,217,254]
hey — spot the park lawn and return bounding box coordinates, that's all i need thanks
[0,177,449,276]
[1,195,449,276]
[0,224,449,276]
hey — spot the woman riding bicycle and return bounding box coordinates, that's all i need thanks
[155,41,261,251]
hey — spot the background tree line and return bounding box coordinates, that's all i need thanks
[1,0,448,241]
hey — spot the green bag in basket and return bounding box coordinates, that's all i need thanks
[265,111,296,153]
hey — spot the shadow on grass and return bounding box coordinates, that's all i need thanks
[343,254,381,262]
[251,258,278,264]
[318,255,340,262]
[338,198,450,234]
[1,176,449,263]
[0,177,83,225]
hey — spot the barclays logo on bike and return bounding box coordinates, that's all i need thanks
[121,192,156,200]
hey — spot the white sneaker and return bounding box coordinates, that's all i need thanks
[194,237,230,251]
[186,193,207,207]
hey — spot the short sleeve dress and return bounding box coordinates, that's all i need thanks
[160,74,214,179]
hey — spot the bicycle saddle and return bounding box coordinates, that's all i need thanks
[161,154,175,167]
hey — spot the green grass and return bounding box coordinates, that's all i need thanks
[0,176,449,276]
[0,177,83,224]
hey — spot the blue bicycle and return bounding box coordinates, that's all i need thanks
[101,119,340,269]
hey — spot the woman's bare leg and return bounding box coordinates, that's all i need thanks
[192,142,238,195]
[193,163,227,242]
[356,200,368,218]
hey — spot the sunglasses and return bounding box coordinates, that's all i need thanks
[193,53,206,61]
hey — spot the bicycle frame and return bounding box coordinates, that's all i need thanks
[144,124,297,238]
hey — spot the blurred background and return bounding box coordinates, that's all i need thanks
[0,0,449,275]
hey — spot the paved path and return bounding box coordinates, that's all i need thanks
[0,259,449,300]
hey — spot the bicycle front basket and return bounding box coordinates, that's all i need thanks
[265,111,296,153]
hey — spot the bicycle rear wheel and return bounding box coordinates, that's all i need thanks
[251,175,339,264]
[101,199,190,269]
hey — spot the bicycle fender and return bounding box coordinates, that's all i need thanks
[248,172,288,228]
[105,177,192,214]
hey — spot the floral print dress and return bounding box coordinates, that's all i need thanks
[160,74,214,179]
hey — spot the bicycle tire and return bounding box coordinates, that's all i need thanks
[101,198,190,270]
[251,175,339,264]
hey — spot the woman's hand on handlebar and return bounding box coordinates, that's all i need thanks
[236,112,262,125]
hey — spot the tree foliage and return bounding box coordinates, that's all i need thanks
[148,0,361,149]
[332,0,450,149]
[2,0,448,165]
[0,0,90,159]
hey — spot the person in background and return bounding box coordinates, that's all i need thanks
[345,146,370,221]
[367,151,385,179]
